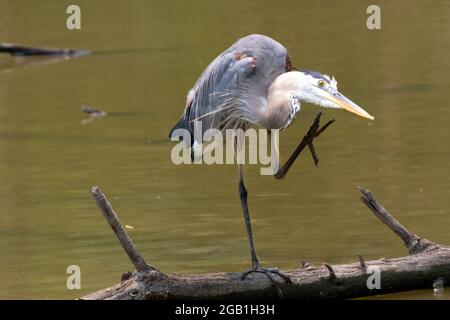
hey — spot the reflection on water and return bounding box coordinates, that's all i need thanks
[1,0,450,299]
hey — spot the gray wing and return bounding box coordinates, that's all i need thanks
[169,34,292,144]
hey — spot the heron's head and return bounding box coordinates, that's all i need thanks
[275,70,374,120]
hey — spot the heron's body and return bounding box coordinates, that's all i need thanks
[169,34,374,286]
[170,34,292,141]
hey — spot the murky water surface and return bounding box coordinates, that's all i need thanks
[1,1,450,299]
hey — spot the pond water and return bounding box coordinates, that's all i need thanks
[0,0,450,299]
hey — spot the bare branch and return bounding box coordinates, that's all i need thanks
[358,187,438,254]
[91,186,156,273]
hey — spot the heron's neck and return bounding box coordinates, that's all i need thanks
[269,71,302,93]
[259,72,302,129]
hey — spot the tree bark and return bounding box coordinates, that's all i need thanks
[81,187,450,300]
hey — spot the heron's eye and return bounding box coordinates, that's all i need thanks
[318,80,325,88]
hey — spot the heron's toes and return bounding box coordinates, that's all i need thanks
[241,266,291,284]
[249,56,256,68]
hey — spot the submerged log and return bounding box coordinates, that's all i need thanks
[81,187,450,300]
[0,42,90,57]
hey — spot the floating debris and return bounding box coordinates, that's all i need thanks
[82,105,106,115]
[81,105,107,125]
[125,225,134,230]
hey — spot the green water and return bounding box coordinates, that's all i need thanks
[1,0,450,299]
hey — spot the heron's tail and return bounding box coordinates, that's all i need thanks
[168,115,194,146]
[169,116,186,137]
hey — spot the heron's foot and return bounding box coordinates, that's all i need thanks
[241,266,291,298]
[241,266,291,284]
[304,112,335,167]
[248,56,256,69]
[274,112,335,179]
[236,55,257,79]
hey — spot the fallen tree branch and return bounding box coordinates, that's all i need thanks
[81,187,450,300]
[0,42,90,57]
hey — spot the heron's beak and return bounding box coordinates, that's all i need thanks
[324,90,374,120]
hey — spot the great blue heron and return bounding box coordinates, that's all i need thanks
[169,34,373,282]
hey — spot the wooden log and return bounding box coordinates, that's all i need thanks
[81,187,450,300]
[0,42,90,57]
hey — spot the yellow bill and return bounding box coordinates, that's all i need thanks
[324,90,374,120]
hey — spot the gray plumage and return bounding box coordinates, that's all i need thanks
[167,34,374,281]
[169,34,291,144]
[300,69,333,84]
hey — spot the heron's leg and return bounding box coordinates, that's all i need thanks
[233,133,259,268]
[274,112,335,180]
[237,164,291,287]
[237,164,259,269]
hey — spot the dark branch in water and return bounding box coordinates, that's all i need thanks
[0,42,90,57]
